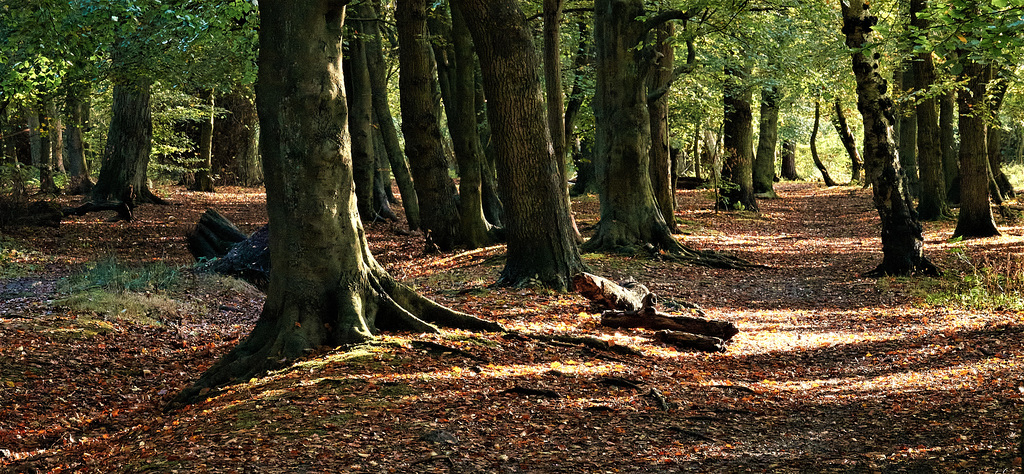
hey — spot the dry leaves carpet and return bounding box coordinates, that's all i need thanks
[0,182,1022,473]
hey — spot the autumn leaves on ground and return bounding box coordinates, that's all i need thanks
[1,182,1022,473]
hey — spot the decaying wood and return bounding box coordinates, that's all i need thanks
[573,272,648,311]
[186,208,247,259]
[187,209,270,291]
[653,330,726,353]
[63,200,134,222]
[575,272,739,353]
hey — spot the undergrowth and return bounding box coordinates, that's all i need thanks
[59,256,183,293]
[55,256,190,325]
[909,247,1024,310]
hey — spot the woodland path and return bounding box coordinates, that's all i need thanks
[0,181,1021,472]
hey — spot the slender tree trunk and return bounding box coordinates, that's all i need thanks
[48,100,63,173]
[940,90,959,198]
[344,10,377,221]
[722,60,758,211]
[27,108,41,168]
[810,100,837,187]
[648,22,677,230]
[190,90,216,192]
[92,81,166,204]
[566,21,595,196]
[754,86,780,197]
[64,87,93,194]
[832,98,863,184]
[455,0,584,290]
[953,60,1000,239]
[986,67,1014,201]
[841,0,937,275]
[780,139,798,180]
[897,64,920,199]
[175,0,500,406]
[35,103,58,194]
[911,0,949,221]
[368,0,419,230]
[397,0,463,250]
[447,5,495,247]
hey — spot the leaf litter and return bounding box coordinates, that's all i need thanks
[0,182,1021,473]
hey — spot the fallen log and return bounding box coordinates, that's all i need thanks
[573,272,648,311]
[62,200,133,221]
[187,208,270,291]
[601,310,738,341]
[653,330,726,353]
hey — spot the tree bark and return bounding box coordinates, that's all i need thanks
[722,59,758,211]
[780,139,798,180]
[584,0,687,253]
[63,86,94,194]
[911,0,950,221]
[986,67,1014,201]
[953,60,1000,239]
[455,0,584,290]
[940,90,959,198]
[92,81,166,204]
[841,0,937,276]
[174,0,501,406]
[446,5,496,247]
[344,9,377,221]
[832,98,863,184]
[213,89,263,187]
[754,86,780,197]
[648,22,678,230]
[367,0,419,230]
[397,0,463,251]
[810,100,837,187]
[35,102,58,194]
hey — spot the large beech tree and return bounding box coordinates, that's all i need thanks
[454,0,583,290]
[840,0,937,276]
[174,0,501,405]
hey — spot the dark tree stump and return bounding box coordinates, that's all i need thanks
[187,208,270,291]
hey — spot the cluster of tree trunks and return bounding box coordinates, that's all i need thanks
[573,272,737,353]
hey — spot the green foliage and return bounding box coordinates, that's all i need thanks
[0,238,42,278]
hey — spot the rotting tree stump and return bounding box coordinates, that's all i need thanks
[187,208,270,291]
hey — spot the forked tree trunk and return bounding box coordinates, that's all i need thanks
[953,60,999,239]
[174,0,501,406]
[584,0,688,252]
[832,98,863,184]
[92,81,166,204]
[455,0,584,290]
[841,0,937,276]
[810,101,837,187]
[397,0,462,250]
[754,86,780,197]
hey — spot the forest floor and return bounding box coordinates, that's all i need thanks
[1,181,1023,473]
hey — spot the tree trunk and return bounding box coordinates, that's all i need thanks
[190,90,216,192]
[585,0,685,253]
[940,90,959,198]
[648,22,677,231]
[722,59,758,211]
[841,0,937,276]
[64,86,93,194]
[780,139,798,180]
[953,60,1000,239]
[986,67,1014,201]
[543,0,583,241]
[911,0,949,221]
[897,64,920,199]
[344,9,377,221]
[92,81,166,204]
[566,21,594,196]
[48,100,63,173]
[455,0,584,290]
[446,5,496,247]
[832,98,863,184]
[397,0,462,251]
[367,0,420,230]
[174,0,501,406]
[810,100,837,187]
[35,103,58,194]
[213,89,263,187]
[754,86,780,197]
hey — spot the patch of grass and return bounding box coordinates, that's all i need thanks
[54,289,181,326]
[59,256,183,293]
[906,248,1024,310]
[0,238,44,278]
